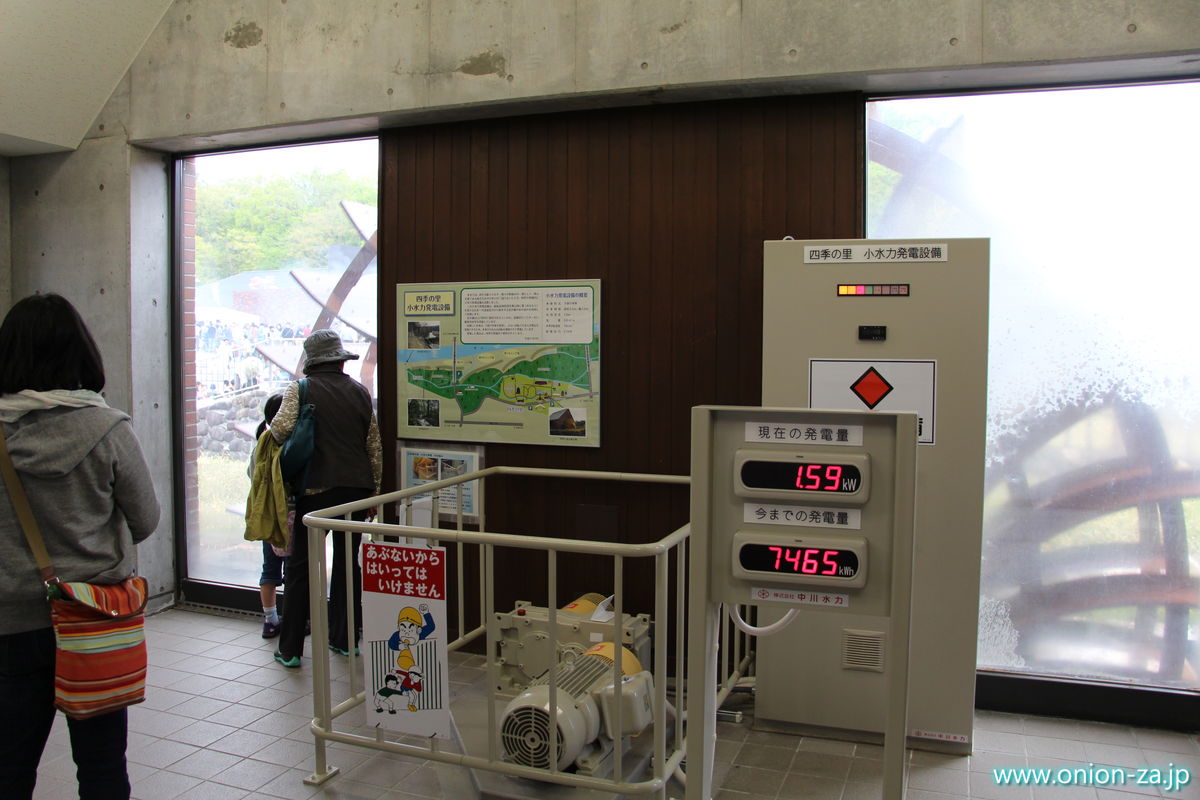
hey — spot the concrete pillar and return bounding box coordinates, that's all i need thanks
[9,138,175,605]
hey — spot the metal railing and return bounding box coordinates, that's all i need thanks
[298,465,751,798]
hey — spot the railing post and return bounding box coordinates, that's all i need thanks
[547,551,559,774]
[613,554,624,782]
[304,521,340,786]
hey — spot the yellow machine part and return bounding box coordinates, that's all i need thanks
[560,592,607,615]
[583,641,644,675]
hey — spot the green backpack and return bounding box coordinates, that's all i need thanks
[279,378,316,491]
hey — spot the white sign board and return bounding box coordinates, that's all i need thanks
[362,542,451,739]
[744,421,864,447]
[399,444,482,521]
[809,359,937,444]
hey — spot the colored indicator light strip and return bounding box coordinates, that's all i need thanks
[836,284,910,296]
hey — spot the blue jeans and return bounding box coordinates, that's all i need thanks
[259,540,286,586]
[0,627,130,799]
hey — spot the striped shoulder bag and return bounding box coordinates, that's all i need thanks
[0,427,148,719]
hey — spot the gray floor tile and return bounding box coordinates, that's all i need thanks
[256,767,326,799]
[165,747,244,780]
[130,768,204,800]
[127,736,201,769]
[166,719,241,748]
[175,781,250,800]
[733,742,797,770]
[721,764,789,795]
[207,727,281,757]
[35,607,1196,800]
[778,773,845,800]
[341,753,425,789]
[207,757,291,792]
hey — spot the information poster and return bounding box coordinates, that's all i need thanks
[397,280,601,447]
[362,542,451,739]
[399,444,481,521]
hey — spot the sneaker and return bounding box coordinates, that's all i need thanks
[273,651,301,668]
[328,644,360,657]
[261,620,281,639]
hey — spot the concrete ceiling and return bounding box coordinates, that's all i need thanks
[0,0,173,157]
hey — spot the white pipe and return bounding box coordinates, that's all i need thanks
[724,604,800,636]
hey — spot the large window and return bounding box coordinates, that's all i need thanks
[868,84,1199,690]
[179,140,379,595]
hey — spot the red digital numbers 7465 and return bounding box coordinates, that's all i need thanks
[768,545,841,575]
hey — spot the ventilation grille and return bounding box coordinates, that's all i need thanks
[500,706,565,768]
[841,629,885,672]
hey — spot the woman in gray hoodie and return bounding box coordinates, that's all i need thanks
[0,294,160,800]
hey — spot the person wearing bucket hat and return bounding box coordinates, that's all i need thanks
[302,328,361,368]
[268,329,381,667]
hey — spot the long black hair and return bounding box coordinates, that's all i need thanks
[0,294,105,394]
[255,393,284,438]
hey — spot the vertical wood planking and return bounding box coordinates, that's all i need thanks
[378,95,863,615]
[714,107,744,406]
[738,101,767,402]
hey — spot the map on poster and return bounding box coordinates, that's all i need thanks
[397,280,601,447]
[362,542,451,739]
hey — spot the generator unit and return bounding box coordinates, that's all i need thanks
[491,594,652,696]
[500,642,654,777]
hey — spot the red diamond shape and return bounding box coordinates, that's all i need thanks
[850,367,894,409]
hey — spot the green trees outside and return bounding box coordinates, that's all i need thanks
[195,170,375,284]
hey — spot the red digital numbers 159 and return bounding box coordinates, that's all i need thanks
[795,463,844,491]
[740,460,863,494]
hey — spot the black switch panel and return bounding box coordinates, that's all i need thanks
[858,325,887,341]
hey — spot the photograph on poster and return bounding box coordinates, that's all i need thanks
[399,444,482,521]
[408,398,440,428]
[407,321,440,349]
[549,407,587,437]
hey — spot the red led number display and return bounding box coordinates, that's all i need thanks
[770,545,841,575]
[740,460,862,494]
[796,463,843,491]
[738,543,859,579]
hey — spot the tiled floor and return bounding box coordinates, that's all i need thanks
[30,607,1200,800]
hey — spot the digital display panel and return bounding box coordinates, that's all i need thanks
[738,543,860,580]
[740,460,863,494]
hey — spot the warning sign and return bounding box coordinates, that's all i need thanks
[850,367,894,409]
[809,359,936,444]
[362,543,452,739]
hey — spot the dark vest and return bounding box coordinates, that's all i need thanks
[302,366,374,491]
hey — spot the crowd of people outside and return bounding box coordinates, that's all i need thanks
[194,317,369,402]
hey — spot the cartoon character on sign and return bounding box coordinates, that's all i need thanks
[387,604,435,712]
[374,670,426,714]
[374,675,402,714]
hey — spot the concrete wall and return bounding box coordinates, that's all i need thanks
[5,0,1199,605]
[9,137,175,604]
[124,0,1200,150]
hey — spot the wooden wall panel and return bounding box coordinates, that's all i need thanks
[378,94,863,622]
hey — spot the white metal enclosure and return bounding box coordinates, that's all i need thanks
[297,465,753,799]
[758,238,989,753]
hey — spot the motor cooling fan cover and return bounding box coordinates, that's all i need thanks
[499,689,593,770]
